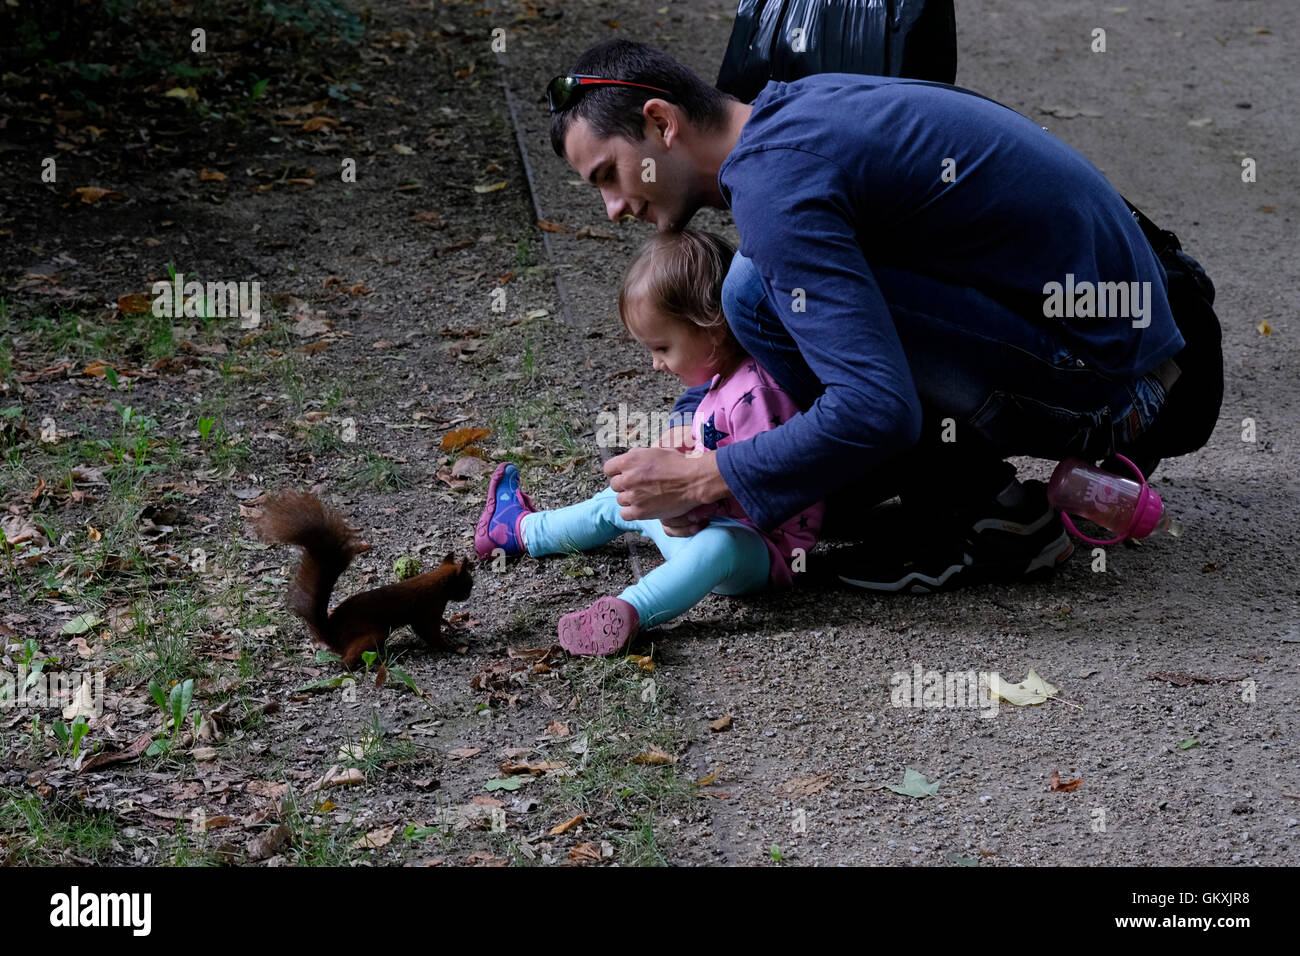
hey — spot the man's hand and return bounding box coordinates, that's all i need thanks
[604,446,728,528]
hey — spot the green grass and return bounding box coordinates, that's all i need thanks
[306,422,344,454]
[0,788,119,865]
[337,712,422,776]
[280,791,361,866]
[490,397,583,468]
[545,656,695,865]
[353,452,408,491]
[124,588,210,687]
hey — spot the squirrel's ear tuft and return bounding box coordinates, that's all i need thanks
[443,551,455,565]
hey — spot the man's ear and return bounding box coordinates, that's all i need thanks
[644,98,678,147]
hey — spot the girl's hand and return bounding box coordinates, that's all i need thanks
[660,512,707,537]
[656,424,695,452]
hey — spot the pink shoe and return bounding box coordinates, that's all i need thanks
[558,596,639,656]
[474,462,536,561]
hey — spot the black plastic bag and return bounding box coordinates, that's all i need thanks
[717,0,957,103]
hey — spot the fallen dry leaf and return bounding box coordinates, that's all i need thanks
[200,168,227,182]
[352,826,395,849]
[61,679,98,720]
[709,715,733,732]
[569,842,602,864]
[117,293,152,314]
[986,668,1057,706]
[72,186,125,204]
[500,760,564,776]
[78,731,153,773]
[441,427,492,452]
[451,456,493,479]
[632,746,675,766]
[300,116,339,133]
[1048,769,1083,792]
[548,814,587,836]
[783,773,833,798]
[291,316,331,337]
[307,765,365,791]
[246,825,290,861]
[245,780,289,800]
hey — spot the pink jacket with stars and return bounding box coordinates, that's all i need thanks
[688,356,824,587]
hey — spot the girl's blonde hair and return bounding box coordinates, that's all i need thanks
[617,228,742,362]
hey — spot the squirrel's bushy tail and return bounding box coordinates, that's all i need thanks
[253,491,365,643]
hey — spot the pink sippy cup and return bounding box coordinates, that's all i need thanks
[1046,454,1171,545]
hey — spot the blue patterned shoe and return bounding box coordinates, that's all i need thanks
[475,463,536,560]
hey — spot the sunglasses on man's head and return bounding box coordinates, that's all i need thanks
[547,74,673,113]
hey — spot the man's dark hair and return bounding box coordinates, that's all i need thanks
[549,40,734,159]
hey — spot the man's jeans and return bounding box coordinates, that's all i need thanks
[678,252,1171,513]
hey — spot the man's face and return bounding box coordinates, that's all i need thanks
[563,110,697,232]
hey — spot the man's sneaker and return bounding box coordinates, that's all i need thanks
[474,462,536,561]
[558,596,639,656]
[835,479,1073,593]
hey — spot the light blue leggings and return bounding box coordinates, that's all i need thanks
[520,486,771,630]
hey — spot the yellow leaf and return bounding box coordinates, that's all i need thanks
[986,668,1058,706]
[548,813,586,836]
[474,181,506,194]
[200,168,227,181]
[440,427,491,452]
[72,186,124,204]
[164,86,197,101]
[632,745,674,765]
[1257,319,1273,335]
[300,116,339,132]
[393,144,415,155]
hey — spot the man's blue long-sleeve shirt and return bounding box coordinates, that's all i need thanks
[689,74,1183,530]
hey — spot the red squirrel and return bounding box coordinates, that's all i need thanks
[252,491,473,668]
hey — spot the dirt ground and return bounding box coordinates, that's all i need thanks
[0,0,1296,867]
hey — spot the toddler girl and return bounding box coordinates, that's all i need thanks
[474,229,823,655]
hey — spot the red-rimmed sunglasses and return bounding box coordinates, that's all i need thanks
[547,74,673,113]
